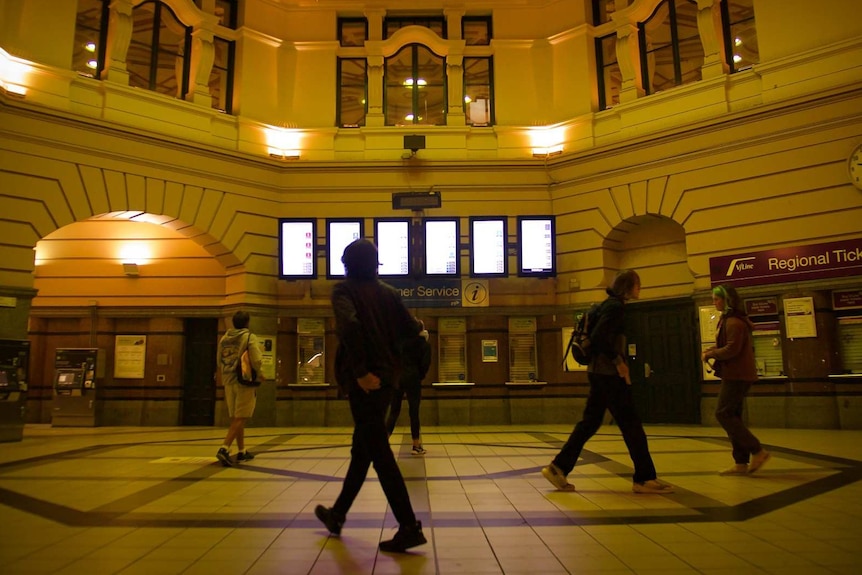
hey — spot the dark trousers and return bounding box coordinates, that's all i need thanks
[715,379,762,464]
[386,384,422,440]
[333,386,417,527]
[552,372,658,484]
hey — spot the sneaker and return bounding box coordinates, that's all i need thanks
[411,445,427,455]
[541,463,575,491]
[216,447,233,467]
[748,449,771,474]
[236,451,255,462]
[314,505,345,536]
[632,479,675,494]
[379,521,427,553]
[719,463,749,476]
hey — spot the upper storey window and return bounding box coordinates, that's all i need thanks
[638,0,703,95]
[73,0,109,79]
[462,17,491,45]
[339,18,368,47]
[386,44,446,126]
[73,0,235,113]
[384,17,446,39]
[721,0,758,72]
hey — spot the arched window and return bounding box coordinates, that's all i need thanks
[638,0,703,95]
[385,44,446,126]
[73,0,109,79]
[129,1,191,99]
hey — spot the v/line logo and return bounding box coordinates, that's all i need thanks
[725,257,756,277]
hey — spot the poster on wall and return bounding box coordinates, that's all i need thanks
[699,306,720,343]
[481,340,498,363]
[114,335,146,379]
[784,296,817,338]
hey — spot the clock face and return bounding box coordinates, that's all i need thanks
[851,143,862,190]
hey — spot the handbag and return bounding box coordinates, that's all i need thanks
[235,333,261,387]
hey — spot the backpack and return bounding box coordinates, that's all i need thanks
[235,333,261,387]
[563,304,600,369]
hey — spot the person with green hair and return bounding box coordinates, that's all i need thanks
[702,285,771,475]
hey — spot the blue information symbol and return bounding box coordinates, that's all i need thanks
[463,281,488,305]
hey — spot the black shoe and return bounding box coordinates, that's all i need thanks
[379,521,427,553]
[315,505,345,535]
[216,447,233,467]
[236,451,255,462]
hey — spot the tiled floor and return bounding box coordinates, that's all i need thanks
[1,424,861,574]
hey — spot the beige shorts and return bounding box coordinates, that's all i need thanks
[224,382,256,419]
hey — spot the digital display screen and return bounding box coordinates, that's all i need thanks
[517,216,556,277]
[424,218,459,276]
[278,219,317,279]
[470,217,507,277]
[327,219,363,278]
[375,219,411,276]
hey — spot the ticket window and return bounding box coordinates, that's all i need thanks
[296,318,326,386]
[436,317,468,384]
[751,327,785,377]
[508,317,540,383]
[837,318,862,374]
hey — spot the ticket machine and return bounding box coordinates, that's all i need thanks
[52,348,102,426]
[0,339,29,442]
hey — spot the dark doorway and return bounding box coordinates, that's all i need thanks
[182,318,218,426]
[625,299,701,424]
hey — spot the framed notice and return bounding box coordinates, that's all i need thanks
[482,340,498,363]
[784,296,817,338]
[699,306,720,343]
[114,335,146,379]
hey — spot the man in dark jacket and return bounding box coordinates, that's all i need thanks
[541,269,674,494]
[386,321,432,454]
[314,239,427,553]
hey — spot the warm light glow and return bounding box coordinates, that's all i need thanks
[118,243,151,265]
[403,78,427,87]
[0,46,32,96]
[405,114,415,121]
[85,42,96,52]
[464,95,472,104]
[733,54,743,64]
[265,126,302,159]
[734,37,742,47]
[529,126,565,157]
[86,60,98,69]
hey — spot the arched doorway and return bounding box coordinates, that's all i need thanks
[607,215,701,423]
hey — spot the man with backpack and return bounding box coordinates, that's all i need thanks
[216,310,264,467]
[543,269,674,494]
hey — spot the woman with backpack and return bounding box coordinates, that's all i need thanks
[542,269,675,494]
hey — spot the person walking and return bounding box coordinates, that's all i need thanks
[386,321,432,455]
[702,285,771,475]
[542,269,674,494]
[216,310,263,467]
[314,239,427,553]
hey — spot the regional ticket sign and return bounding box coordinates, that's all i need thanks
[709,238,862,288]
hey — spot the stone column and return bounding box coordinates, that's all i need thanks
[697,0,727,79]
[103,0,135,85]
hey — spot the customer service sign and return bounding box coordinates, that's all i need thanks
[709,238,862,288]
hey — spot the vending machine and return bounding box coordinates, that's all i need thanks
[0,339,30,442]
[52,348,102,426]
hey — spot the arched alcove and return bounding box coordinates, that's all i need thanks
[604,214,694,299]
[32,212,237,309]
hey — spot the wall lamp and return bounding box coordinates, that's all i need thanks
[265,126,302,160]
[0,47,30,98]
[532,147,563,159]
[122,263,139,277]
